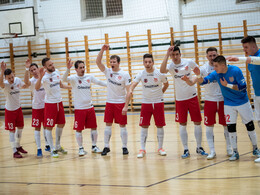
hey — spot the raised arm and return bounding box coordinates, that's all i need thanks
[160,46,174,73]
[122,82,138,115]
[227,56,260,65]
[24,59,31,87]
[0,61,6,88]
[96,44,109,72]
[35,68,45,90]
[91,76,107,87]
[63,58,73,82]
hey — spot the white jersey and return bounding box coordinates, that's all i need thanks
[67,74,106,109]
[200,62,223,102]
[41,70,62,103]
[134,68,167,103]
[167,58,198,101]
[103,67,131,103]
[30,77,45,109]
[4,77,25,111]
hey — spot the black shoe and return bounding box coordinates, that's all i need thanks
[101,147,110,156]
[122,147,129,155]
[45,145,51,152]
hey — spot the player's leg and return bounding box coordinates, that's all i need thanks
[74,109,87,156]
[32,109,43,157]
[254,96,260,128]
[15,107,27,154]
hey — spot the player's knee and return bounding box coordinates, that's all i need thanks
[245,121,255,131]
[227,124,236,133]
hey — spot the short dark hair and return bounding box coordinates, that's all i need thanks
[42,57,50,66]
[143,53,154,62]
[241,36,256,44]
[110,55,120,63]
[206,47,218,54]
[74,60,84,69]
[30,63,38,68]
[173,46,181,54]
[213,55,226,65]
[4,68,12,76]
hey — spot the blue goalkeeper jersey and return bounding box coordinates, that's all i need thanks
[201,65,248,106]
[248,49,260,96]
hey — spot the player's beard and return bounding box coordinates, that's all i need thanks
[47,67,55,73]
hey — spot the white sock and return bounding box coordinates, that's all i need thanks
[15,128,23,148]
[120,127,128,148]
[104,126,112,148]
[140,128,148,150]
[55,127,63,149]
[194,125,202,148]
[248,130,258,149]
[179,125,188,150]
[91,130,98,146]
[34,130,41,149]
[43,128,49,146]
[76,131,83,148]
[206,126,215,153]
[229,132,237,152]
[9,131,17,153]
[157,127,164,149]
[45,130,55,152]
[224,126,231,150]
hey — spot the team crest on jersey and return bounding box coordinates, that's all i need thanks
[229,77,234,82]
[78,80,82,84]
[144,78,148,83]
[174,69,178,73]
[185,66,189,71]
[110,74,113,78]
[11,86,14,90]
[49,78,53,82]
[57,76,59,79]
[118,76,122,80]
[154,78,158,82]
[87,79,90,83]
[17,84,20,88]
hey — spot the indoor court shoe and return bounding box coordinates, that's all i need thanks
[92,146,102,153]
[79,147,87,156]
[227,148,233,157]
[181,149,190,159]
[158,148,167,156]
[137,149,146,158]
[37,149,43,157]
[16,146,28,154]
[57,147,68,154]
[101,147,110,156]
[255,157,260,163]
[252,148,260,157]
[207,152,216,160]
[51,150,59,158]
[45,145,51,152]
[229,152,239,161]
[122,147,129,155]
[196,147,208,156]
[13,151,23,158]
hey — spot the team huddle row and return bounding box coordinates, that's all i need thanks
[1,36,260,163]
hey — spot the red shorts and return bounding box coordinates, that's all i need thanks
[139,102,165,127]
[104,103,127,125]
[32,108,45,128]
[74,107,97,131]
[44,102,65,127]
[175,96,202,123]
[204,100,226,126]
[5,107,24,131]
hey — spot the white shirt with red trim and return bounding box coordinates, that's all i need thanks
[30,77,45,109]
[4,77,25,111]
[134,68,167,103]
[167,58,198,101]
[67,74,106,109]
[103,67,131,103]
[200,62,224,102]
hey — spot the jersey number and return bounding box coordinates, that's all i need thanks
[204,116,208,124]
[74,121,78,128]
[47,118,54,126]
[225,115,231,123]
[33,119,39,126]
[176,113,179,121]
[139,117,143,125]
[8,123,14,129]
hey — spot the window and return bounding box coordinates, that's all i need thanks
[0,0,24,5]
[83,0,123,19]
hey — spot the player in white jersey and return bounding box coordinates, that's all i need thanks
[96,44,131,156]
[63,59,106,156]
[182,47,232,159]
[122,54,169,158]
[35,57,69,158]
[24,59,50,157]
[160,46,208,159]
[0,62,28,158]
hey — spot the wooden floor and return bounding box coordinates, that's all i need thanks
[0,112,260,195]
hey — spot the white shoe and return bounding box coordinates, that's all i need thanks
[227,148,233,157]
[158,148,167,156]
[207,152,216,160]
[137,150,146,158]
[79,147,87,156]
[92,146,102,153]
[51,150,59,158]
[255,157,260,163]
